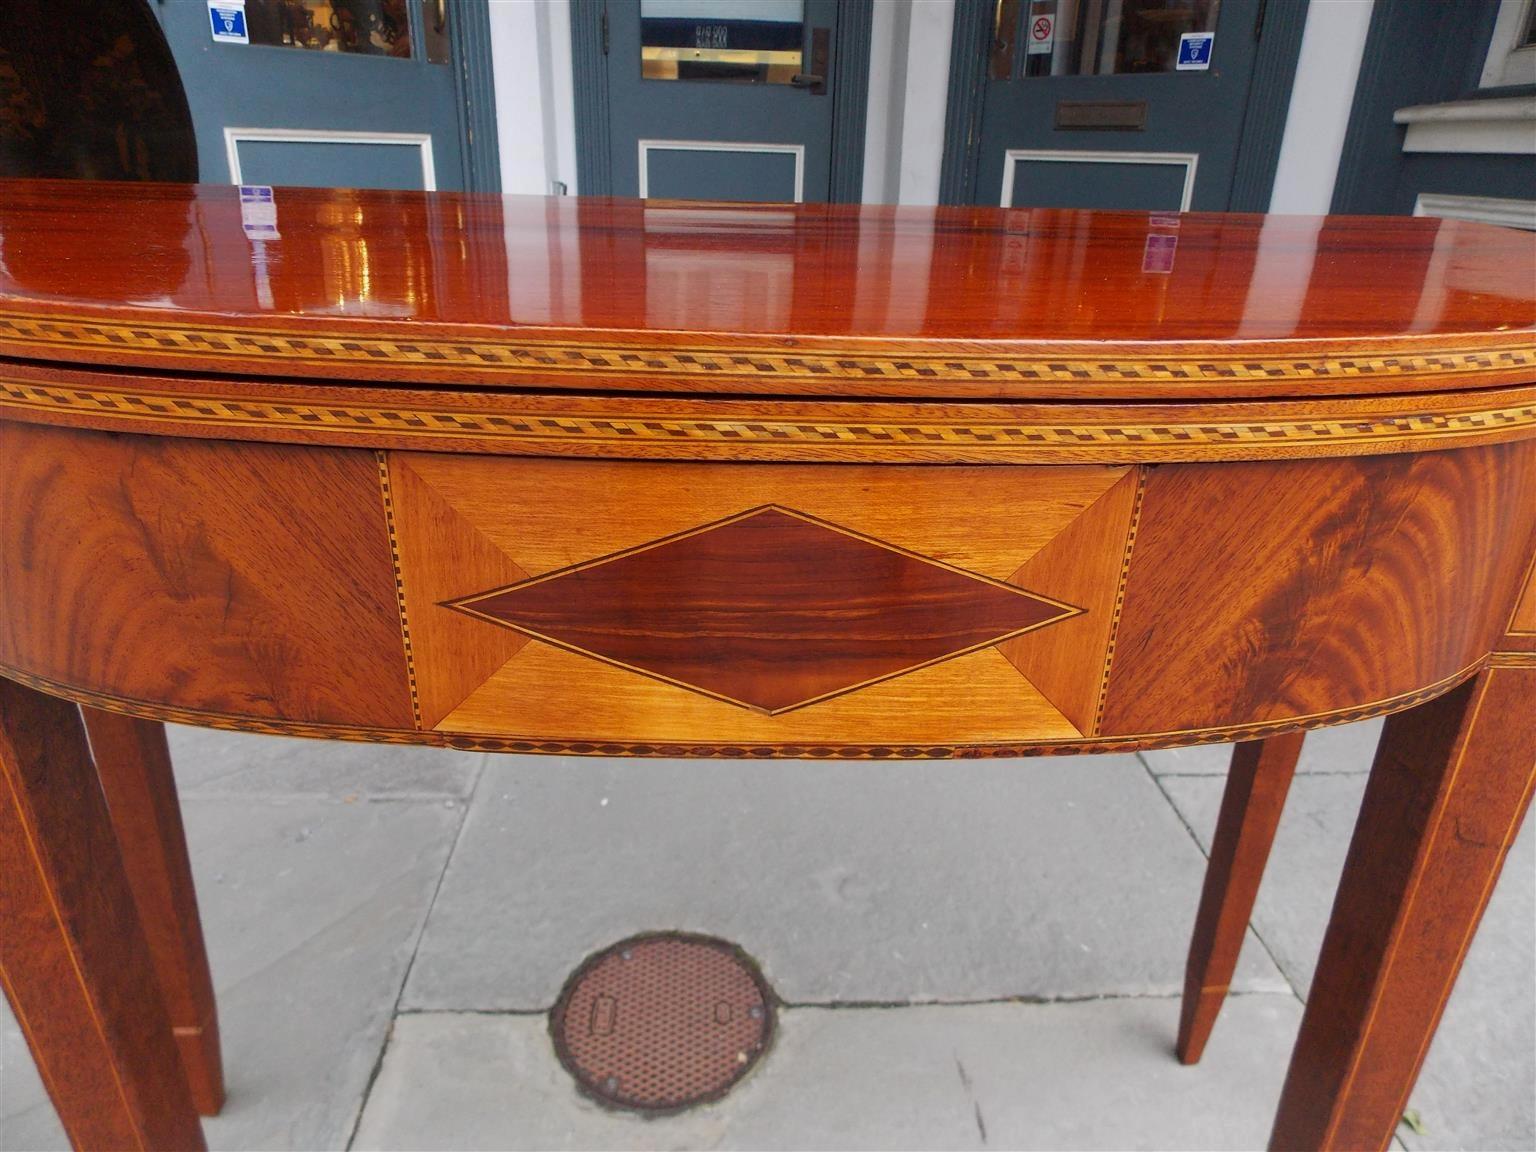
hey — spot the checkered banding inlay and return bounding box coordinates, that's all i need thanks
[3,378,1536,454]
[1,311,1533,386]
[0,661,1485,760]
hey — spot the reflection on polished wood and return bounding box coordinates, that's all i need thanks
[0,181,1533,397]
[0,181,1532,1150]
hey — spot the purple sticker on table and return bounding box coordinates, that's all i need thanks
[1143,233,1178,274]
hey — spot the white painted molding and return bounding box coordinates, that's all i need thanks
[1481,0,1536,87]
[637,139,806,202]
[223,127,437,189]
[1000,149,1199,211]
[1394,97,1536,155]
[1413,193,1536,231]
[1268,0,1375,214]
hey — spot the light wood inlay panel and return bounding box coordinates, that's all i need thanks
[998,470,1145,734]
[439,642,1080,745]
[388,455,1133,741]
[386,456,532,729]
[393,455,1128,580]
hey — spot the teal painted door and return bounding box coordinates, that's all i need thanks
[975,0,1265,211]
[155,0,466,190]
[603,0,841,202]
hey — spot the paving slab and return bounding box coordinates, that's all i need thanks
[1,793,464,1152]
[1159,770,1367,996]
[1139,717,1384,777]
[354,994,1304,1151]
[167,724,486,800]
[405,754,1287,1011]
[0,1009,65,1152]
[1161,772,1535,1152]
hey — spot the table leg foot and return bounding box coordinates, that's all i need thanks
[0,678,206,1150]
[83,708,225,1115]
[1177,732,1301,1064]
[1269,665,1536,1151]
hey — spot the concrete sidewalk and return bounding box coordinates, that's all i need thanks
[2,719,1531,1150]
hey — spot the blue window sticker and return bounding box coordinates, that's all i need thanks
[239,185,279,241]
[208,0,249,45]
[1176,31,1214,70]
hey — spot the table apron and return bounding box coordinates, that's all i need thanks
[1,419,1533,758]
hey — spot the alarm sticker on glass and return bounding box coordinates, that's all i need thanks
[239,185,279,241]
[1176,32,1214,70]
[208,0,249,44]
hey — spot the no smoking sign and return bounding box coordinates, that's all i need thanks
[1027,12,1055,55]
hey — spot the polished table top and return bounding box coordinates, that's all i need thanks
[0,179,1532,400]
[0,182,1533,1152]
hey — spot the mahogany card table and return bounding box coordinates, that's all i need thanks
[0,180,1533,1151]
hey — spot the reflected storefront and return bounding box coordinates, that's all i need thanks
[1,183,1531,368]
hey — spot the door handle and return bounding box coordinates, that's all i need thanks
[433,0,446,33]
[796,27,829,94]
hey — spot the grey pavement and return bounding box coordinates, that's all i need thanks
[1,718,1531,1151]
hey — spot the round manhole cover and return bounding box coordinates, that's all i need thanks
[550,932,775,1112]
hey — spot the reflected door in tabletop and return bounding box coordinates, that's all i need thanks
[595,0,842,202]
[971,0,1267,210]
[155,0,476,190]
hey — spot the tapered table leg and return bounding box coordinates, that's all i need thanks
[1177,731,1302,1064]
[0,678,205,1150]
[1270,663,1536,1151]
[83,708,224,1116]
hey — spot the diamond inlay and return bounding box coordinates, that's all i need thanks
[448,506,1080,714]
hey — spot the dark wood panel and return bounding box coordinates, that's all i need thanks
[0,422,412,726]
[1102,444,1536,734]
[452,505,1076,715]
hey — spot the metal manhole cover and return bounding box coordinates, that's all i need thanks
[550,932,775,1112]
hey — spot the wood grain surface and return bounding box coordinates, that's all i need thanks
[0,421,412,727]
[1511,552,1536,636]
[451,506,1077,715]
[0,428,1531,753]
[82,708,223,1116]
[1270,665,1536,1151]
[1,185,1534,1152]
[1102,444,1536,735]
[392,455,1123,743]
[996,469,1144,734]
[0,679,205,1151]
[0,182,1532,399]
